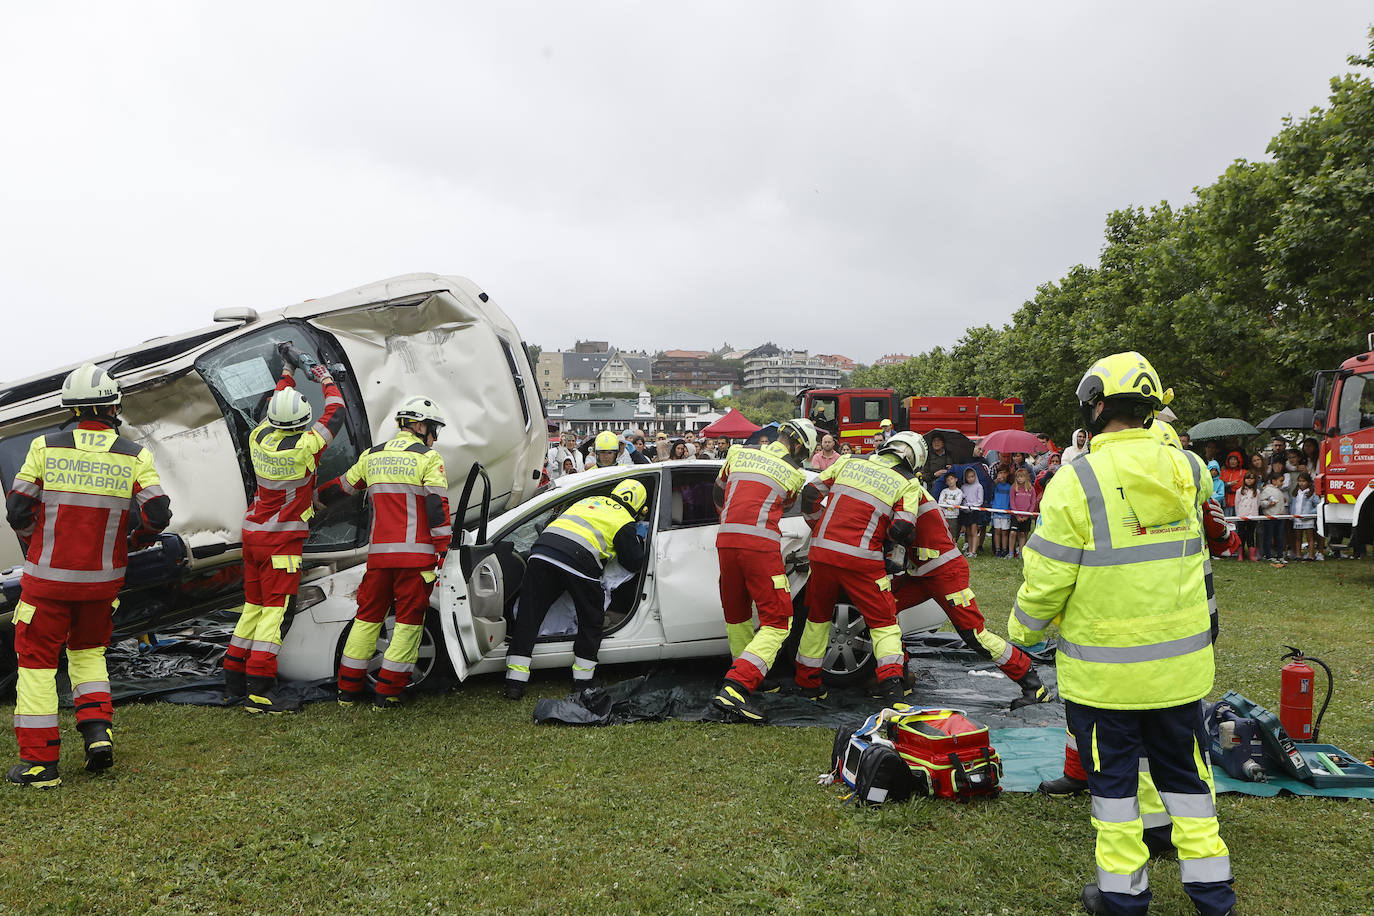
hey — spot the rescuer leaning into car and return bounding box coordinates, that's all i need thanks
[710,418,816,723]
[5,364,171,788]
[504,478,649,699]
[795,430,926,705]
[319,396,451,710]
[222,344,346,714]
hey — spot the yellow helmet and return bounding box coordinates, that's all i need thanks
[594,430,620,452]
[611,478,649,518]
[1075,351,1174,432]
[1150,419,1182,450]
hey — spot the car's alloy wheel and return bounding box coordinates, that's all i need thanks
[821,602,876,686]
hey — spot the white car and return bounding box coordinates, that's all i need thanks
[277,460,947,688]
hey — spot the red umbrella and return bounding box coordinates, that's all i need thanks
[700,408,761,439]
[980,428,1045,455]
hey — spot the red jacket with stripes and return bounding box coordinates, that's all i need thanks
[5,420,171,600]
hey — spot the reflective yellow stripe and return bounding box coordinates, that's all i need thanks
[342,619,384,664]
[945,588,975,606]
[271,554,302,573]
[16,667,59,717]
[840,428,881,437]
[1091,723,1101,773]
[384,622,425,667]
[726,621,756,659]
[770,574,789,592]
[15,601,36,625]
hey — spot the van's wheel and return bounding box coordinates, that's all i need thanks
[820,602,876,687]
[334,608,451,691]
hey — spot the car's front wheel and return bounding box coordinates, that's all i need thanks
[820,602,876,687]
[334,608,451,691]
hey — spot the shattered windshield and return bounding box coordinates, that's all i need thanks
[194,322,368,552]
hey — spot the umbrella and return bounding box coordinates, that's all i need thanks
[922,428,975,465]
[979,428,1045,455]
[744,422,780,446]
[1255,408,1314,431]
[1186,417,1261,441]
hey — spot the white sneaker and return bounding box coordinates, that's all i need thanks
[1315,553,1326,562]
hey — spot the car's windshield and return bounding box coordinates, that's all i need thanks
[194,321,369,552]
[1336,373,1374,434]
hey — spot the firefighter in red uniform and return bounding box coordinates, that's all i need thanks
[5,364,171,787]
[222,344,346,713]
[890,452,1052,709]
[710,418,817,722]
[794,431,927,703]
[319,396,451,709]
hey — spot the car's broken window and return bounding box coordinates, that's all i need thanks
[194,322,368,553]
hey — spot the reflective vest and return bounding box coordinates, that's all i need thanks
[333,430,450,569]
[1009,427,1212,710]
[807,454,924,566]
[715,442,806,551]
[242,379,345,543]
[542,495,635,569]
[8,423,166,600]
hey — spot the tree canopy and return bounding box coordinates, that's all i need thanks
[852,29,1374,439]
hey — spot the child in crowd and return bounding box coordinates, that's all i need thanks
[1259,471,1290,564]
[1291,472,1320,560]
[1206,460,1226,505]
[959,467,985,558]
[989,466,1013,557]
[1219,453,1244,522]
[1008,466,1037,559]
[937,472,964,543]
[1233,470,1260,562]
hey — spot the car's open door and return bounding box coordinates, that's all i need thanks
[439,464,515,679]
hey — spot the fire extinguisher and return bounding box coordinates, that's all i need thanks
[1279,646,1333,742]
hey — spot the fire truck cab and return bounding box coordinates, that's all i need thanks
[797,388,898,454]
[1312,333,1374,545]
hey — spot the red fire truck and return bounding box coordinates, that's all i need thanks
[1313,334,1374,545]
[795,387,1025,454]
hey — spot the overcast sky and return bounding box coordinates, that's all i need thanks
[2,3,1370,380]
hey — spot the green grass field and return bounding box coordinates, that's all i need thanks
[4,558,1374,915]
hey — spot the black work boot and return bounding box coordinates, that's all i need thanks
[7,760,60,789]
[245,676,292,714]
[222,668,247,705]
[798,684,829,701]
[504,680,526,700]
[372,694,403,712]
[78,720,114,772]
[1011,670,1055,710]
[1038,773,1090,796]
[1081,884,1107,914]
[712,680,767,723]
[871,676,910,705]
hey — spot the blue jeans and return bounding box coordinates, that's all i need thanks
[1261,518,1287,557]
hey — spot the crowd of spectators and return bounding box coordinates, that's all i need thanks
[545,424,1344,566]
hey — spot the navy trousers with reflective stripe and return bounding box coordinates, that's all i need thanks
[508,558,607,670]
[1064,700,1235,916]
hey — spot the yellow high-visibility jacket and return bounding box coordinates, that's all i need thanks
[1008,427,1213,709]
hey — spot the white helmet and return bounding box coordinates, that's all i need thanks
[396,395,447,429]
[266,387,313,429]
[780,417,819,455]
[877,430,928,471]
[61,362,121,407]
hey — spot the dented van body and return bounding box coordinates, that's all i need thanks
[0,274,546,635]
